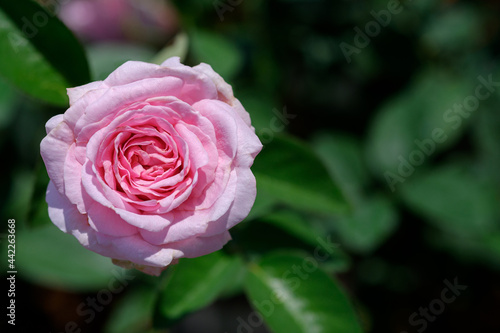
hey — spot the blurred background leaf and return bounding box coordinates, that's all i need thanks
[0,0,90,105]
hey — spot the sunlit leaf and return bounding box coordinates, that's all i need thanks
[244,252,363,333]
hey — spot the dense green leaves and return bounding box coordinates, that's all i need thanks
[155,251,244,324]
[253,134,349,215]
[244,252,363,333]
[0,0,90,105]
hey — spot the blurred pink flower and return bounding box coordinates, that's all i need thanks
[58,0,179,44]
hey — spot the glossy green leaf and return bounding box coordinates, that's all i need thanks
[8,223,131,291]
[0,0,90,105]
[244,252,363,333]
[156,251,244,324]
[151,31,189,65]
[253,134,348,215]
[400,165,500,236]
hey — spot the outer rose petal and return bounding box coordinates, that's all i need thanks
[63,144,86,213]
[193,62,252,126]
[67,81,107,106]
[41,121,75,194]
[47,181,87,233]
[45,114,64,134]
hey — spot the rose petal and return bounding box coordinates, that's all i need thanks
[45,114,64,134]
[67,81,107,106]
[168,231,232,258]
[46,181,87,233]
[63,143,86,213]
[193,62,252,126]
[86,201,138,237]
[40,121,75,194]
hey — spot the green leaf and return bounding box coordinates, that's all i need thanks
[420,5,482,54]
[427,229,500,270]
[365,69,472,180]
[0,0,90,105]
[2,169,35,226]
[261,211,326,249]
[237,90,277,133]
[105,286,156,333]
[245,183,277,221]
[472,104,500,186]
[0,77,16,128]
[244,252,363,333]
[400,164,500,236]
[155,251,244,325]
[87,43,156,81]
[336,195,398,253]
[313,133,369,205]
[151,31,189,65]
[253,134,349,215]
[189,29,243,80]
[8,223,131,291]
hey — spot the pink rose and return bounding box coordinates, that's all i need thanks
[40,57,262,276]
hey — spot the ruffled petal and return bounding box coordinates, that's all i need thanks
[46,181,87,233]
[67,81,107,106]
[40,121,75,194]
[193,62,252,126]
